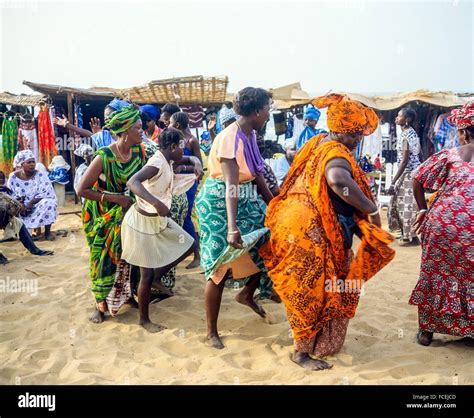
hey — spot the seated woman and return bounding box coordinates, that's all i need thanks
[8,150,58,241]
[0,187,53,263]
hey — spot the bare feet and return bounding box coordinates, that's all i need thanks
[140,320,167,333]
[186,258,201,269]
[89,308,105,324]
[205,333,224,349]
[236,291,266,318]
[416,330,433,346]
[292,351,333,371]
[153,282,174,297]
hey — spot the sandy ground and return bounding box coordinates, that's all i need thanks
[0,202,472,385]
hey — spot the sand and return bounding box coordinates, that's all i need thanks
[0,204,472,385]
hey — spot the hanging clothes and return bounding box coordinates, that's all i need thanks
[181,105,205,128]
[74,103,84,129]
[434,115,459,151]
[37,104,58,168]
[0,114,19,175]
[18,117,39,162]
[285,112,294,139]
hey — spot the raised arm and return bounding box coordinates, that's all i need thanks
[54,115,93,138]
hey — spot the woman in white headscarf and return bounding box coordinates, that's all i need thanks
[7,150,58,240]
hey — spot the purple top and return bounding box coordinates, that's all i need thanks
[235,127,265,177]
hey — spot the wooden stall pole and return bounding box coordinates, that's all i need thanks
[66,93,78,204]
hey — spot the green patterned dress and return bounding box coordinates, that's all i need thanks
[0,117,18,175]
[82,145,145,302]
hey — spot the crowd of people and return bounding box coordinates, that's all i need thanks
[1,88,472,371]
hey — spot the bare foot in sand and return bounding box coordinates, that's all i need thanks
[292,352,333,371]
[140,320,167,333]
[186,258,201,269]
[206,333,224,349]
[89,308,105,324]
[235,291,266,318]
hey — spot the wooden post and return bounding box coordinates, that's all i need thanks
[66,93,78,204]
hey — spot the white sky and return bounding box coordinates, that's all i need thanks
[1,0,473,95]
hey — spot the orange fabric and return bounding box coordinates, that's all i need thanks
[260,134,395,352]
[312,94,379,136]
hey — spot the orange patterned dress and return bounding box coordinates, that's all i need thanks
[260,134,395,357]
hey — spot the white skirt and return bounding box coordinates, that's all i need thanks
[121,204,194,269]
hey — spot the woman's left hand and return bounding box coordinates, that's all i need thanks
[413,211,427,236]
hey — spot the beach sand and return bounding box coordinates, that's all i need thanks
[0,203,472,385]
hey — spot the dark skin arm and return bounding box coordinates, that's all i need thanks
[54,115,94,137]
[325,158,381,227]
[76,155,132,209]
[173,155,203,179]
[126,166,170,217]
[221,158,243,249]
[254,174,274,205]
[389,146,409,193]
[412,178,428,235]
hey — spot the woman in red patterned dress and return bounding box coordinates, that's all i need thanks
[410,101,474,346]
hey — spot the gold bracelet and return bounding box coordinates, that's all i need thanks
[227,230,240,235]
[100,192,105,203]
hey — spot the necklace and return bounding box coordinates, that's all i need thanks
[114,143,131,162]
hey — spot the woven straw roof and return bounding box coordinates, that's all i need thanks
[0,92,46,106]
[117,76,228,105]
[343,89,472,110]
[24,75,229,105]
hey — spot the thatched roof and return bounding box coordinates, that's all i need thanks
[0,91,46,106]
[344,89,472,111]
[23,75,229,105]
[118,76,228,105]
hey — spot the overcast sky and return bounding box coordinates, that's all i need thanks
[1,0,473,96]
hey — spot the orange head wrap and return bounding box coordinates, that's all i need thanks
[312,94,379,136]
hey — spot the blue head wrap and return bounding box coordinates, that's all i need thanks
[139,104,160,121]
[304,106,321,120]
[107,98,130,112]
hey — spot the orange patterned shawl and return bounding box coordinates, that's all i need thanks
[260,134,395,347]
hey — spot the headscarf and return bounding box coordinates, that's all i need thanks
[219,106,239,126]
[74,143,94,158]
[139,104,160,121]
[312,94,378,136]
[49,155,70,171]
[304,106,321,120]
[108,98,130,112]
[447,100,474,129]
[13,150,35,170]
[105,105,141,135]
